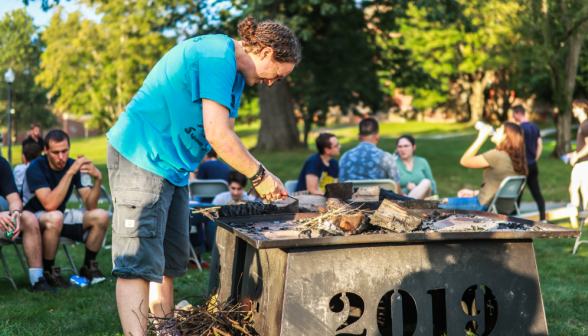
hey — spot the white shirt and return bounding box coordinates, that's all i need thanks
[212,191,256,206]
[13,163,29,191]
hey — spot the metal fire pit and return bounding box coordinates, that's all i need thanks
[207,210,579,336]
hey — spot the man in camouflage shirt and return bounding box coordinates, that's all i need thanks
[339,118,402,193]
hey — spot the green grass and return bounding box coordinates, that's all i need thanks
[0,120,585,334]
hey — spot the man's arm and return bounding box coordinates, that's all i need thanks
[536,137,543,161]
[305,174,323,195]
[5,192,22,239]
[202,99,286,200]
[77,161,103,210]
[34,158,90,211]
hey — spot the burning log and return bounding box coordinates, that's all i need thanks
[370,199,424,233]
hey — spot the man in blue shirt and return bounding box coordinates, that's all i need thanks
[107,17,301,335]
[22,130,110,288]
[196,149,231,182]
[512,105,545,221]
[296,133,340,194]
[339,118,403,194]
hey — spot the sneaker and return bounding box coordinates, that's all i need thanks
[79,260,106,285]
[43,266,71,289]
[200,261,210,268]
[31,277,60,294]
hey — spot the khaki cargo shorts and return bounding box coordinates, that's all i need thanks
[107,142,190,283]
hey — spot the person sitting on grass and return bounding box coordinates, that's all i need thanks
[395,135,436,199]
[213,170,256,205]
[295,133,340,195]
[13,143,41,191]
[21,130,110,288]
[439,123,527,213]
[1,156,57,292]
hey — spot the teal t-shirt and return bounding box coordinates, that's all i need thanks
[396,156,437,195]
[107,35,245,186]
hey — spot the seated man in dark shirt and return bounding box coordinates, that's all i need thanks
[1,157,55,292]
[295,133,340,194]
[22,130,109,288]
[196,148,232,182]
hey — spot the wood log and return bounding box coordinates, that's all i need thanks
[370,199,424,232]
[333,213,371,234]
[326,198,349,211]
[351,186,380,202]
[394,200,440,209]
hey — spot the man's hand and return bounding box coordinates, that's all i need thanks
[81,161,102,180]
[0,213,17,239]
[10,212,20,240]
[255,171,288,201]
[69,156,92,175]
[406,182,416,191]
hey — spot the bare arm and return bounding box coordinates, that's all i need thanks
[202,99,286,200]
[77,161,103,210]
[305,174,323,195]
[536,138,543,161]
[34,157,90,211]
[0,192,22,239]
[460,125,491,169]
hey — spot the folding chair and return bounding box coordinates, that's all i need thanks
[59,237,79,276]
[487,176,527,215]
[572,211,588,255]
[0,238,29,290]
[188,180,229,201]
[284,180,298,194]
[346,179,398,193]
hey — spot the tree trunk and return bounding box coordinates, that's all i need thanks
[468,70,493,124]
[553,24,586,156]
[254,79,301,151]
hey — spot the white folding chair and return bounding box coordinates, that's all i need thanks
[188,180,229,200]
[572,211,588,255]
[284,180,298,194]
[487,176,527,215]
[346,179,398,193]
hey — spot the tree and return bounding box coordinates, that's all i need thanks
[396,0,520,123]
[0,9,56,137]
[516,0,588,156]
[37,2,175,130]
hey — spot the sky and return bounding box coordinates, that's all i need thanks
[0,0,100,30]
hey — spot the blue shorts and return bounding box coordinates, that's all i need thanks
[438,196,487,211]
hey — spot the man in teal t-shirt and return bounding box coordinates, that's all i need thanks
[107,17,301,335]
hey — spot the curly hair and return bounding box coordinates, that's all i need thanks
[496,122,528,175]
[237,16,301,64]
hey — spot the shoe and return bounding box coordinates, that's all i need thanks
[79,260,106,285]
[188,260,199,268]
[31,277,60,293]
[43,266,71,289]
[200,261,210,268]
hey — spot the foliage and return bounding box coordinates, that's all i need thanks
[0,9,56,135]
[394,0,521,121]
[515,0,588,155]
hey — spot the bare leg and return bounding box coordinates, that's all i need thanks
[570,179,581,208]
[38,211,63,260]
[580,178,588,210]
[82,209,109,252]
[117,277,150,336]
[149,276,175,318]
[20,211,42,268]
[407,179,432,199]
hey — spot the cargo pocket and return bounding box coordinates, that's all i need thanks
[106,144,120,170]
[113,191,160,238]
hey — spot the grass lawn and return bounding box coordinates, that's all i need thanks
[0,121,585,335]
